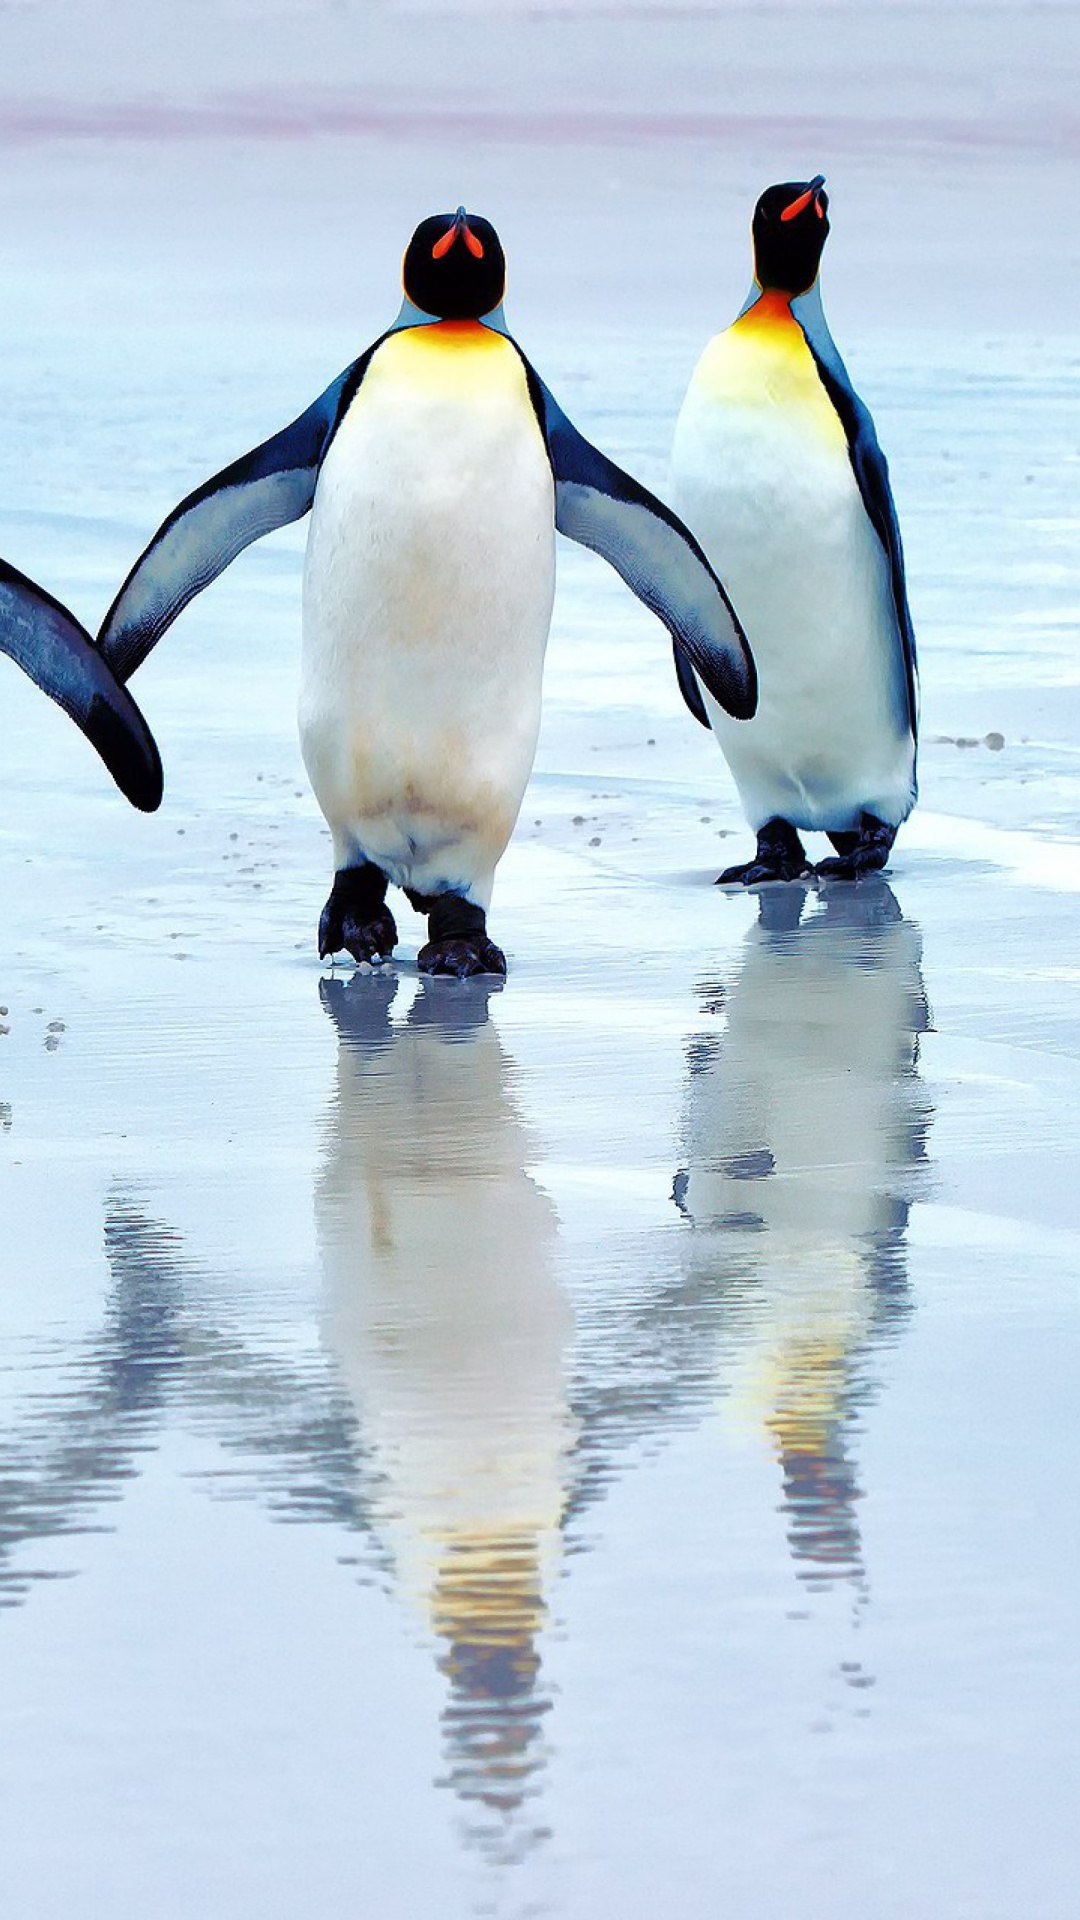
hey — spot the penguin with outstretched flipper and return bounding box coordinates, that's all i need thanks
[0,558,161,811]
[99,207,756,974]
[670,177,916,885]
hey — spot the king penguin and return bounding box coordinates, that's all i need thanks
[669,177,917,884]
[0,556,161,811]
[97,207,756,975]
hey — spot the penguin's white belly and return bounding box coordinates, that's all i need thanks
[671,316,914,832]
[299,324,556,902]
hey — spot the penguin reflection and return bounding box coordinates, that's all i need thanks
[317,973,571,1856]
[675,880,930,1589]
[0,1202,377,1609]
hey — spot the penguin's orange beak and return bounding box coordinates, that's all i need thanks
[781,175,827,222]
[432,207,485,260]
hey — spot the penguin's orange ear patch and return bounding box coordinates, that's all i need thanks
[432,225,457,260]
[780,186,815,223]
[463,225,484,259]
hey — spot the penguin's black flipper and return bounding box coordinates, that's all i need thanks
[0,560,163,811]
[519,361,757,722]
[98,345,384,683]
[672,638,710,728]
[794,287,918,741]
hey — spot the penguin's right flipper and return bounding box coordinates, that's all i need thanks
[98,346,382,683]
[0,560,163,811]
[520,364,757,721]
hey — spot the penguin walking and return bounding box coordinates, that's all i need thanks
[0,556,161,811]
[669,177,917,884]
[97,208,756,975]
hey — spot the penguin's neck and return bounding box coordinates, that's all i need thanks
[750,288,795,318]
[736,277,824,329]
[392,296,510,336]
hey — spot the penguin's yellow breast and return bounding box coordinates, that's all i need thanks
[694,292,846,453]
[362,320,532,409]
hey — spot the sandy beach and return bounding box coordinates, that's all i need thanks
[1,4,1079,1915]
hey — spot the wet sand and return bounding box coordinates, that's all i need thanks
[1,5,1079,1916]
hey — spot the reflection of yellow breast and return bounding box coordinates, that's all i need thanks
[693,292,846,452]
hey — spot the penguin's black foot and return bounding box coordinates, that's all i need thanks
[318,862,397,963]
[319,902,398,964]
[717,818,811,887]
[407,887,507,979]
[417,935,507,979]
[815,814,897,881]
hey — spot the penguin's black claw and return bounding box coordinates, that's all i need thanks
[815,850,885,880]
[716,817,810,888]
[318,900,398,964]
[408,887,505,978]
[417,936,507,979]
[318,862,397,963]
[815,815,897,881]
[716,855,811,887]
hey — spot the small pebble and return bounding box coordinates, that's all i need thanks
[46,1021,65,1033]
[589,836,601,847]
[646,737,656,746]
[955,737,979,749]
[572,814,585,826]
[985,731,1005,751]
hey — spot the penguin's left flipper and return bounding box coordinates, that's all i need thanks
[0,560,163,811]
[521,366,757,722]
[97,346,382,684]
[671,638,710,726]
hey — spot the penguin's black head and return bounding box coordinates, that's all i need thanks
[751,176,829,296]
[402,208,506,320]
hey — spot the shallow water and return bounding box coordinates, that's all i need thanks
[2,26,1080,1909]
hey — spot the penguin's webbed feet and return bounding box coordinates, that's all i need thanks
[417,935,507,979]
[409,889,508,979]
[318,862,397,964]
[815,814,897,881]
[717,818,811,888]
